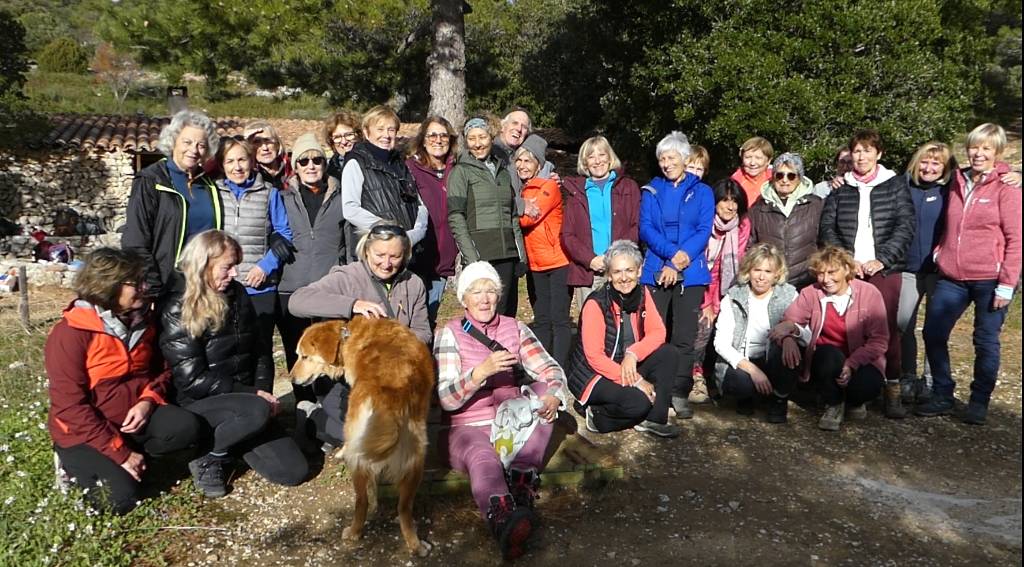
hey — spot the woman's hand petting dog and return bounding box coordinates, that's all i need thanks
[353,300,388,318]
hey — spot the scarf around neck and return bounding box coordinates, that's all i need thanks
[708,215,741,294]
[610,283,643,314]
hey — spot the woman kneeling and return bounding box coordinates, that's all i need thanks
[712,243,798,423]
[160,230,308,497]
[568,240,680,438]
[776,246,889,431]
[434,261,569,560]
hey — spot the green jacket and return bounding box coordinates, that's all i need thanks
[446,150,524,264]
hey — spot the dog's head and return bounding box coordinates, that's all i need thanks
[291,320,350,386]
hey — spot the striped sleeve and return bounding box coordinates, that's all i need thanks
[517,322,569,409]
[434,326,483,411]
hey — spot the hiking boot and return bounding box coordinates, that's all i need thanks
[962,401,988,425]
[735,397,755,416]
[884,381,907,419]
[507,468,541,509]
[900,376,920,404]
[765,395,788,424]
[818,404,844,431]
[846,403,867,420]
[486,494,535,560]
[634,420,681,438]
[584,407,599,433]
[689,370,710,404]
[672,396,694,420]
[188,454,228,498]
[915,395,955,417]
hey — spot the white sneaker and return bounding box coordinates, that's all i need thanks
[818,404,844,431]
[846,403,867,420]
[584,407,599,433]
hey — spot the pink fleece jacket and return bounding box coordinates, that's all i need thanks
[935,162,1022,288]
[783,279,889,379]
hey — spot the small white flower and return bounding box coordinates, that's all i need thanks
[4,496,14,506]
[68,522,76,532]
[5,455,13,463]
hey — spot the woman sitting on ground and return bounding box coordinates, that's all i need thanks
[434,261,569,560]
[288,220,429,452]
[567,239,680,438]
[712,243,798,423]
[47,248,200,514]
[159,230,309,498]
[773,246,889,432]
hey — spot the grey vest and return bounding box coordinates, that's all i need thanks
[217,176,274,288]
[278,175,347,293]
[714,282,797,388]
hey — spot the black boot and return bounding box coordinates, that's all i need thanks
[507,468,540,509]
[766,395,788,424]
[486,494,535,560]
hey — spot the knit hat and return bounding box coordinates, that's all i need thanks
[518,133,547,164]
[463,117,489,137]
[457,261,503,306]
[291,132,325,161]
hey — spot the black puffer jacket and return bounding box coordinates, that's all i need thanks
[748,191,824,289]
[158,275,267,406]
[819,171,915,274]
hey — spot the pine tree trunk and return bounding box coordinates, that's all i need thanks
[428,0,466,129]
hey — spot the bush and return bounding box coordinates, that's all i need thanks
[37,38,89,74]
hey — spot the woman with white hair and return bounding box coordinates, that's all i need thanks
[243,120,291,188]
[567,240,679,437]
[159,230,309,498]
[638,131,714,420]
[123,109,222,298]
[434,260,568,560]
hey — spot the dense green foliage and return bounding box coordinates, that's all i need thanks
[37,38,90,74]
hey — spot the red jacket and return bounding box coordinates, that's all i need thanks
[47,302,169,464]
[560,173,641,286]
[520,177,570,271]
[783,279,889,379]
[579,288,666,394]
[730,168,772,208]
[935,162,1022,288]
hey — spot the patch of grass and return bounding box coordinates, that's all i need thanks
[0,290,201,567]
[24,71,330,119]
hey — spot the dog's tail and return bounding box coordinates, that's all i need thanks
[362,411,401,462]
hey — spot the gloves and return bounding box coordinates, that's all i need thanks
[268,232,297,264]
[514,261,528,278]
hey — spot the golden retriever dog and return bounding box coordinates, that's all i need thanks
[292,318,434,556]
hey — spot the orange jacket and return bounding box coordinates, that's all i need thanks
[46,302,169,464]
[730,168,772,207]
[519,177,569,271]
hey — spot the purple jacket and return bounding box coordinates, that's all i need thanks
[407,155,459,278]
[561,172,641,286]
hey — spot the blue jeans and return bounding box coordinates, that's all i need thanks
[922,278,1008,405]
[426,276,448,331]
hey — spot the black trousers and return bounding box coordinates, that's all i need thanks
[248,291,279,392]
[648,283,707,397]
[54,404,200,515]
[277,292,315,401]
[586,344,678,432]
[811,345,885,406]
[719,350,799,401]
[491,258,520,317]
[529,265,572,368]
[188,393,308,486]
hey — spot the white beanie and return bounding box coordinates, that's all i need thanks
[457,261,503,306]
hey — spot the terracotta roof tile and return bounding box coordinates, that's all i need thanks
[40,114,423,153]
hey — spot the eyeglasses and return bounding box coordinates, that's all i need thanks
[296,156,325,167]
[370,224,408,238]
[426,132,450,141]
[331,132,359,143]
[773,171,799,181]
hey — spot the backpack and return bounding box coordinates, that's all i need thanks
[52,208,81,237]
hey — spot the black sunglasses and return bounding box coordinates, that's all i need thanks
[296,156,325,167]
[773,171,799,181]
[370,224,408,237]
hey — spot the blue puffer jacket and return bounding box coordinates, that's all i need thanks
[905,173,947,274]
[639,173,714,287]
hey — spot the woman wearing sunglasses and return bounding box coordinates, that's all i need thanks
[277,132,348,394]
[819,129,915,419]
[288,220,429,452]
[747,152,824,289]
[341,105,428,263]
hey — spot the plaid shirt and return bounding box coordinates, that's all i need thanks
[434,320,568,413]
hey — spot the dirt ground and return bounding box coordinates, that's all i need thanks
[166,306,1022,567]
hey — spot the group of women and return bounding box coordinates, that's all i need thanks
[46,105,1020,560]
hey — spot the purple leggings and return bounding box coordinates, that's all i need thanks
[444,421,552,518]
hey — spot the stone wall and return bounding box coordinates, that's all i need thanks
[0,148,135,233]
